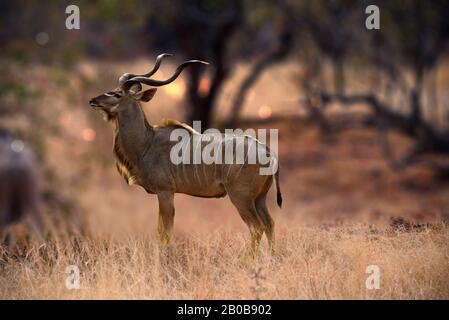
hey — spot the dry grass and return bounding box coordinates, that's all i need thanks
[2,59,449,299]
[1,222,448,299]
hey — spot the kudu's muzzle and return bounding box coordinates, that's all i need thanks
[89,98,99,108]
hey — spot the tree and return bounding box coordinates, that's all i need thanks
[294,0,449,172]
[146,0,243,130]
[147,0,295,129]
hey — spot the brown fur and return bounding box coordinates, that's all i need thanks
[0,130,42,245]
[90,82,281,259]
[155,118,195,133]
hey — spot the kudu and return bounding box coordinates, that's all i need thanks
[89,54,282,258]
[0,129,42,245]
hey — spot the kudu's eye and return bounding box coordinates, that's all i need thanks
[106,91,122,98]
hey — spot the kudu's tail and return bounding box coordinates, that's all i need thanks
[275,168,282,208]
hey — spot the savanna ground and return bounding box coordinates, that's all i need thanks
[1,59,449,299]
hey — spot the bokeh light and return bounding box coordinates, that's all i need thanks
[82,128,96,142]
[258,105,272,119]
[164,82,185,100]
[198,77,211,96]
[35,32,49,45]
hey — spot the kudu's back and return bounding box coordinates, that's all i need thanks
[141,123,278,200]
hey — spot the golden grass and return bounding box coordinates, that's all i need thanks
[1,223,448,299]
[2,60,449,300]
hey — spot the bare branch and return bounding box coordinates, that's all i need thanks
[316,90,449,172]
[227,22,293,125]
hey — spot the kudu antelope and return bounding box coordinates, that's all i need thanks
[89,54,282,258]
[0,129,42,245]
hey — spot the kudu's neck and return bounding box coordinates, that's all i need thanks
[114,99,153,164]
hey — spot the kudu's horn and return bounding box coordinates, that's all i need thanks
[118,53,173,87]
[123,60,209,91]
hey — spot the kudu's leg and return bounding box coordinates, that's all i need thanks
[243,205,264,261]
[0,203,11,247]
[23,194,44,242]
[25,211,44,242]
[228,191,265,261]
[255,176,276,255]
[157,192,175,245]
[255,196,275,255]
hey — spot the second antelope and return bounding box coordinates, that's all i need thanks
[89,54,282,258]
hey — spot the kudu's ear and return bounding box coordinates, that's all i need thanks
[140,88,157,102]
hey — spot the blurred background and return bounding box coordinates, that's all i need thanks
[1,0,449,239]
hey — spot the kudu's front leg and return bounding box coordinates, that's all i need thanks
[157,191,175,245]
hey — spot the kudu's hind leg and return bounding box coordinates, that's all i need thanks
[242,206,265,261]
[255,176,276,255]
[0,204,11,247]
[157,192,175,245]
[255,196,275,255]
[228,191,265,260]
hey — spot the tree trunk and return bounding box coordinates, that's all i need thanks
[227,23,293,126]
[333,58,345,95]
[188,97,213,131]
